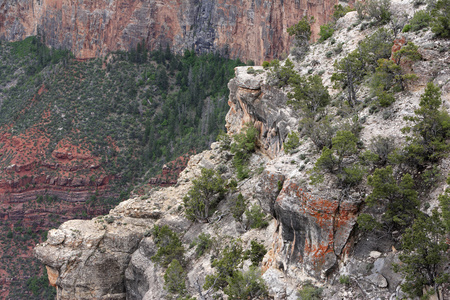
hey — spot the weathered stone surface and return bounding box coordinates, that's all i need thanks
[367,273,388,288]
[262,268,298,300]
[370,251,382,259]
[266,179,359,278]
[226,66,299,157]
[0,0,337,64]
[35,219,147,300]
[254,171,285,215]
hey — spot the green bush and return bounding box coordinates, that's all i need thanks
[357,213,381,231]
[262,61,270,69]
[223,267,269,299]
[366,166,419,230]
[394,210,449,300]
[409,10,432,31]
[318,24,335,42]
[331,51,364,107]
[245,240,267,266]
[438,179,450,232]
[359,28,394,71]
[284,131,300,153]
[315,131,358,174]
[402,24,412,32]
[164,259,187,295]
[204,240,244,290]
[267,58,296,87]
[151,225,185,267]
[339,275,350,285]
[245,205,269,229]
[368,136,396,166]
[366,0,392,24]
[231,193,248,223]
[298,281,323,300]
[288,74,330,117]
[431,0,450,38]
[300,116,335,151]
[287,16,315,60]
[333,4,354,21]
[338,164,366,188]
[217,130,232,150]
[311,130,364,188]
[393,42,422,65]
[402,82,450,166]
[231,124,259,179]
[192,233,215,257]
[183,168,227,222]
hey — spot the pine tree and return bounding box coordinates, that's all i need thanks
[394,210,449,300]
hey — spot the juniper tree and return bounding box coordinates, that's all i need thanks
[402,82,450,166]
[331,51,364,107]
[183,168,226,222]
[394,210,449,300]
[287,16,314,60]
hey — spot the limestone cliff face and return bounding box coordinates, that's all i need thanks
[33,6,450,299]
[226,67,298,157]
[0,0,337,63]
[34,65,361,299]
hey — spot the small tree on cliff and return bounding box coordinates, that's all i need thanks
[230,124,258,179]
[401,82,450,167]
[287,16,315,60]
[183,168,226,222]
[311,130,365,188]
[394,209,449,300]
[331,51,365,107]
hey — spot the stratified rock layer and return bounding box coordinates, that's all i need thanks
[0,0,337,63]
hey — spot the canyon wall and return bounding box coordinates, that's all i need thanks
[0,0,337,63]
[34,66,362,299]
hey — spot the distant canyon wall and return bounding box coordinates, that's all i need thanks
[0,0,337,63]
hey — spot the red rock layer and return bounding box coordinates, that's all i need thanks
[0,0,338,63]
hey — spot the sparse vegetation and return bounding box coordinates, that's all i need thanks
[284,132,301,153]
[183,168,226,222]
[298,281,323,300]
[394,209,449,300]
[431,0,450,38]
[245,205,269,229]
[230,124,259,179]
[151,225,185,267]
[287,16,314,60]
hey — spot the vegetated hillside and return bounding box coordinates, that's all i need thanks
[0,36,244,298]
[35,0,449,299]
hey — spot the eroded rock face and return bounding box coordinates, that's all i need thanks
[34,151,201,299]
[226,66,298,157]
[0,0,337,63]
[35,215,148,299]
[255,171,359,279]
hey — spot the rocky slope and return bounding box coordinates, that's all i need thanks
[35,3,450,300]
[0,0,337,63]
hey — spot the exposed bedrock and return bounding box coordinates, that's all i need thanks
[226,66,299,157]
[0,0,337,63]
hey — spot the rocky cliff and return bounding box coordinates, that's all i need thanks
[0,0,337,63]
[34,3,450,300]
[33,63,390,299]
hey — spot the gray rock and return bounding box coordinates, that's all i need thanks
[367,273,388,288]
